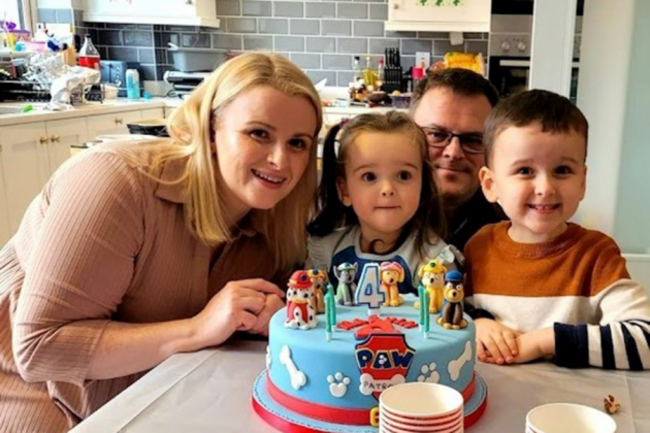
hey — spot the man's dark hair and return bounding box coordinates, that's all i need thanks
[411,68,500,110]
[483,89,589,166]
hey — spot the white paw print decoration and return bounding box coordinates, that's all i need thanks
[327,373,351,398]
[377,354,388,366]
[417,362,440,383]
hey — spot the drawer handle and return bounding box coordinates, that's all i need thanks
[51,135,60,143]
[39,136,49,144]
[115,118,123,125]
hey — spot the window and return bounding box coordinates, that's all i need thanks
[1,0,33,31]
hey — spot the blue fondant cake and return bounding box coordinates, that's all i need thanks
[264,294,476,427]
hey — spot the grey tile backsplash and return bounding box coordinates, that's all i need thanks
[39,1,487,86]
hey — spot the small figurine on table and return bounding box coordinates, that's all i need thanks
[414,258,447,314]
[379,262,405,307]
[285,270,317,330]
[334,262,358,306]
[437,270,468,330]
[307,269,328,314]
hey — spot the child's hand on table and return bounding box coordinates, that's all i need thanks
[475,318,521,364]
[511,327,556,364]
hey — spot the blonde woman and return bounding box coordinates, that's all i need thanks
[0,52,322,432]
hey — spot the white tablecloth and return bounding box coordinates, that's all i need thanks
[70,338,650,433]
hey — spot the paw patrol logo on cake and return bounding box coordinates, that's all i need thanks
[355,333,416,400]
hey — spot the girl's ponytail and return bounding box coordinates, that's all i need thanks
[307,123,347,237]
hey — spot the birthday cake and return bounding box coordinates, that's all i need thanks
[252,264,488,433]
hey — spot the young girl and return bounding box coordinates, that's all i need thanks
[308,111,460,294]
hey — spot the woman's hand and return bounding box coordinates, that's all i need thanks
[191,279,285,348]
[475,318,521,364]
[248,294,285,336]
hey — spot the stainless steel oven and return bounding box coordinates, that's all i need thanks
[488,56,580,103]
[489,14,581,103]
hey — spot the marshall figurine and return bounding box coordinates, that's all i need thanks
[437,270,468,330]
[285,270,318,330]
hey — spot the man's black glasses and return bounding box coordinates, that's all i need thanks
[421,127,484,155]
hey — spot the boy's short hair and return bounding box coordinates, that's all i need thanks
[483,89,589,166]
[410,68,500,110]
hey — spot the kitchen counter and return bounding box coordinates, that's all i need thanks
[0,97,405,127]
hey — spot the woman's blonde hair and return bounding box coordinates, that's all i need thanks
[127,52,322,274]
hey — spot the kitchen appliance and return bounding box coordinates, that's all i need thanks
[100,60,141,97]
[492,0,584,15]
[163,70,208,98]
[488,15,581,102]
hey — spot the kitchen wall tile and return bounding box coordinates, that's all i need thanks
[465,40,488,56]
[322,54,351,70]
[433,39,455,56]
[227,18,257,33]
[244,35,274,50]
[290,19,319,35]
[337,3,368,19]
[181,33,211,48]
[401,38,432,55]
[369,3,387,20]
[353,20,383,37]
[321,20,351,36]
[369,38,399,54]
[306,37,336,53]
[275,36,305,51]
[259,18,289,34]
[274,2,304,17]
[108,47,139,62]
[306,70,337,86]
[337,37,367,54]
[124,31,154,46]
[291,53,321,69]
[243,1,272,17]
[217,0,241,16]
[306,3,335,18]
[138,48,155,64]
[212,34,243,50]
[99,30,123,46]
[338,71,355,86]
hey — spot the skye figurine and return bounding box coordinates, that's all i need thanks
[333,262,358,306]
[438,270,468,330]
[285,270,318,330]
[379,261,405,307]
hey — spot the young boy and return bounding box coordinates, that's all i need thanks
[464,89,650,370]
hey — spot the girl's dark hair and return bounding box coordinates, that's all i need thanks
[307,111,446,259]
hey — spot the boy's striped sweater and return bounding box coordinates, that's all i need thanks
[465,222,650,370]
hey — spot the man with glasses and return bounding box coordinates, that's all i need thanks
[411,68,507,251]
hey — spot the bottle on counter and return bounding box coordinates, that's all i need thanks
[353,56,362,83]
[362,55,376,88]
[376,57,385,91]
[78,34,101,71]
[126,69,141,100]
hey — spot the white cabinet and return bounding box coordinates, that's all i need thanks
[0,154,10,246]
[141,108,165,120]
[84,0,220,28]
[45,118,88,174]
[0,123,51,234]
[87,110,143,139]
[386,0,491,32]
